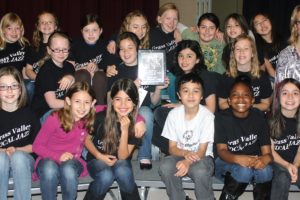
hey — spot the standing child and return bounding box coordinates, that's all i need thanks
[218,34,272,111]
[32,81,96,200]
[159,73,215,200]
[70,13,108,104]
[31,31,75,121]
[215,77,273,199]
[25,11,59,102]
[107,32,168,169]
[84,78,142,200]
[269,78,300,200]
[0,66,40,200]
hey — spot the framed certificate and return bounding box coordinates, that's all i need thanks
[138,50,166,85]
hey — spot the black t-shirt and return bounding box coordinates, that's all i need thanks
[0,42,30,72]
[215,108,270,155]
[149,26,177,71]
[70,37,109,70]
[27,42,47,74]
[217,71,272,104]
[107,63,155,106]
[31,59,75,118]
[0,107,40,149]
[86,111,141,161]
[272,116,300,163]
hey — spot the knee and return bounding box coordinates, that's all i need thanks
[11,151,31,164]
[114,160,132,178]
[94,168,114,185]
[232,166,253,183]
[139,107,154,121]
[255,166,273,183]
[93,71,106,84]
[60,160,81,180]
[159,157,176,176]
[0,152,9,170]
[75,69,91,84]
[37,159,59,179]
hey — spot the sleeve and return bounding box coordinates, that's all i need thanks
[32,114,62,162]
[161,110,178,142]
[200,113,214,143]
[181,29,200,43]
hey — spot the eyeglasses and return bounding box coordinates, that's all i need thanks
[0,84,20,91]
[295,20,300,25]
[254,18,268,28]
[39,21,55,26]
[49,47,69,53]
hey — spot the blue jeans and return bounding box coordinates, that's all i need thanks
[0,151,34,200]
[36,158,83,200]
[24,79,35,104]
[138,106,154,160]
[271,162,300,200]
[87,159,136,198]
[215,157,273,183]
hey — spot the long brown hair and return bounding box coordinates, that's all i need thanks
[289,5,300,45]
[58,81,96,134]
[102,78,139,155]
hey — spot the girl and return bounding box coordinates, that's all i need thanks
[0,66,40,200]
[182,13,225,74]
[218,34,272,111]
[0,13,30,72]
[215,77,273,199]
[269,78,300,200]
[70,13,108,104]
[276,5,300,84]
[31,31,75,121]
[32,81,96,200]
[251,12,287,80]
[153,40,217,154]
[107,32,168,169]
[84,78,141,200]
[25,11,59,102]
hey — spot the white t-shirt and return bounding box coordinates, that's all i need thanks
[162,105,214,157]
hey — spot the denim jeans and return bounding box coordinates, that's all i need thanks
[159,155,215,200]
[24,79,35,104]
[36,158,83,200]
[138,106,154,160]
[87,159,137,198]
[271,162,300,200]
[0,151,34,200]
[215,157,273,183]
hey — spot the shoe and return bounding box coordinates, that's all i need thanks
[140,162,152,170]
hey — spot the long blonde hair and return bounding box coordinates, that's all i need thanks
[227,34,261,79]
[0,13,29,50]
[289,5,300,45]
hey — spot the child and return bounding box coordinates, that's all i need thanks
[182,13,225,74]
[25,11,59,102]
[0,13,30,72]
[70,13,108,104]
[31,31,75,121]
[108,32,168,169]
[153,40,217,154]
[0,66,40,200]
[159,73,215,200]
[32,81,96,200]
[84,78,142,200]
[269,78,300,200]
[214,77,273,199]
[218,34,272,111]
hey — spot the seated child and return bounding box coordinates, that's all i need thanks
[214,76,273,200]
[159,73,215,200]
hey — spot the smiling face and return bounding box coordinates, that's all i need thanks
[177,81,202,110]
[234,38,253,69]
[119,38,138,66]
[157,9,178,33]
[178,48,199,74]
[127,16,148,40]
[112,90,135,118]
[228,83,254,118]
[47,36,70,67]
[226,18,243,39]
[0,75,21,110]
[198,19,217,44]
[66,90,94,121]
[253,14,272,37]
[280,82,300,117]
[81,22,102,45]
[3,22,22,43]
[38,13,57,38]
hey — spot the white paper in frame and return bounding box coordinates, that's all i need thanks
[138,50,166,85]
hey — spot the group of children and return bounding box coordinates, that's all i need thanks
[0,2,300,200]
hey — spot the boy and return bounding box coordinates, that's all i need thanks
[214,77,273,200]
[159,73,215,200]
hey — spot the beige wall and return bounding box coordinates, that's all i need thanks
[159,0,243,29]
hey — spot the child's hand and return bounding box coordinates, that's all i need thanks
[6,146,16,156]
[107,41,116,54]
[162,103,181,108]
[134,121,146,138]
[60,152,74,162]
[237,155,257,168]
[106,65,118,77]
[86,62,98,75]
[58,75,74,90]
[134,79,142,88]
[287,163,298,183]
[156,77,170,90]
[215,30,224,42]
[184,152,200,163]
[175,159,191,177]
[120,116,130,134]
[99,154,117,166]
